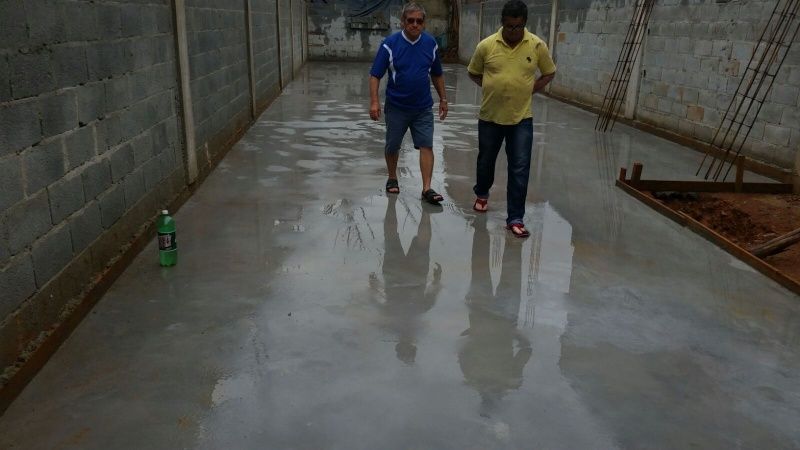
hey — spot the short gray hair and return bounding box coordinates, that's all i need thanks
[401,2,426,20]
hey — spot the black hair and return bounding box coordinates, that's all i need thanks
[501,0,528,22]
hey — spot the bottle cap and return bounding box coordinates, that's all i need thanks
[162,209,169,215]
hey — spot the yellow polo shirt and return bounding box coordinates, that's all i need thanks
[468,28,556,125]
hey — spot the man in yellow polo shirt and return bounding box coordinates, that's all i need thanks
[467,0,556,238]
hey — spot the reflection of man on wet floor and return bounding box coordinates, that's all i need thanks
[459,216,531,414]
[375,196,442,364]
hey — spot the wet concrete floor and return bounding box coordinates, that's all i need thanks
[1,62,799,449]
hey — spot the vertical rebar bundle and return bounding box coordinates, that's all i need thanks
[595,0,656,132]
[697,0,800,181]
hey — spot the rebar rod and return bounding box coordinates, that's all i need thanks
[697,0,784,176]
[596,0,652,131]
[720,4,800,180]
[698,0,798,180]
[597,6,643,130]
[712,1,797,177]
[596,0,654,132]
[608,0,654,132]
[601,1,650,130]
[713,0,798,180]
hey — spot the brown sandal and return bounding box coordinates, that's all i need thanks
[506,223,530,238]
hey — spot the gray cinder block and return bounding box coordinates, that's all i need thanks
[0,0,28,49]
[41,90,79,137]
[81,158,112,200]
[0,155,23,212]
[764,124,791,147]
[51,45,89,88]
[104,76,131,114]
[123,169,146,208]
[120,4,144,37]
[48,173,85,224]
[77,82,106,125]
[64,3,99,41]
[31,224,73,288]
[96,4,122,40]
[10,51,55,99]
[0,225,10,269]
[23,139,66,194]
[24,0,67,47]
[0,55,10,102]
[5,190,52,254]
[87,42,124,80]
[0,100,41,157]
[0,254,37,319]
[109,143,135,182]
[94,119,110,155]
[98,183,125,228]
[69,202,103,253]
[142,156,163,190]
[151,121,169,153]
[64,125,96,170]
[131,131,153,166]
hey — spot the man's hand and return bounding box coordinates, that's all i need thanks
[438,99,448,121]
[370,100,381,121]
[533,72,556,94]
[369,76,381,120]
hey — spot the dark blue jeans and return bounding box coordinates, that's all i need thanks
[473,118,533,225]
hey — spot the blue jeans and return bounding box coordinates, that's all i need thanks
[384,103,434,154]
[473,118,533,225]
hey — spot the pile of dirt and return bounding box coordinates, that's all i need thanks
[654,192,800,282]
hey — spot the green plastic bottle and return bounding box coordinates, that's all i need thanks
[157,210,177,266]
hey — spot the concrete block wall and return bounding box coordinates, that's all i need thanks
[458,2,482,63]
[280,0,295,80]
[527,0,554,39]
[308,2,395,61]
[1,0,307,387]
[458,0,800,174]
[293,0,305,73]
[186,0,252,170]
[0,0,185,375]
[307,0,453,62]
[481,2,503,38]
[637,0,800,170]
[550,1,633,106]
[252,0,282,109]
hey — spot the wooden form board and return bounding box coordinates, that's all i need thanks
[615,176,800,297]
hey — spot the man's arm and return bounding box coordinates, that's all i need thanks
[468,72,483,87]
[431,74,448,120]
[533,42,557,94]
[467,44,484,87]
[369,75,381,121]
[533,72,555,94]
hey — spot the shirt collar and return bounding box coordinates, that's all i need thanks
[402,30,421,45]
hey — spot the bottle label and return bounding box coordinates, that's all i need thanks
[158,231,177,251]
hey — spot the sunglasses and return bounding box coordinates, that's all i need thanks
[405,18,424,25]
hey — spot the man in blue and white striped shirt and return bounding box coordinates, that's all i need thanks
[369,2,448,205]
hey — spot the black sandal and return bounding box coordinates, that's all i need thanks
[386,178,399,194]
[421,189,443,205]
